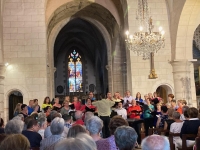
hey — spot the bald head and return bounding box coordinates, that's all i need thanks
[75,111,83,120]
[141,135,170,150]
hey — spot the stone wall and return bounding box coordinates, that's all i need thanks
[127,0,174,99]
[3,0,48,119]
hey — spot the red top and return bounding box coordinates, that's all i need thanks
[73,119,84,126]
[127,105,142,119]
[177,107,182,114]
[73,102,82,110]
[81,105,96,112]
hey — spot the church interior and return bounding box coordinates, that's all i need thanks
[0,0,200,149]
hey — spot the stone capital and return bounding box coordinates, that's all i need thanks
[170,59,196,73]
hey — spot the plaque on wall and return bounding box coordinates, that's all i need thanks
[89,84,95,92]
[57,85,64,94]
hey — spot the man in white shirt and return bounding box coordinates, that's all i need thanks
[123,90,133,108]
[115,102,127,119]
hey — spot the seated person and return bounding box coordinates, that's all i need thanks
[22,119,42,148]
[164,108,175,130]
[127,100,142,119]
[170,112,183,150]
[73,110,84,126]
[141,134,170,150]
[156,106,168,128]
[0,118,4,134]
[179,107,200,148]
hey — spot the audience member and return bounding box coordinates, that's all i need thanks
[141,135,170,150]
[62,114,72,128]
[13,114,24,121]
[0,134,30,150]
[86,116,103,142]
[164,108,175,130]
[73,110,84,126]
[114,102,127,119]
[114,126,138,150]
[180,107,200,147]
[33,99,41,113]
[84,111,94,124]
[92,93,115,138]
[96,116,129,150]
[67,124,87,138]
[40,117,66,150]
[170,112,183,150]
[5,119,24,134]
[37,113,47,139]
[22,119,42,148]
[0,118,4,134]
[55,133,97,150]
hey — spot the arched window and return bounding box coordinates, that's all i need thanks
[68,50,83,92]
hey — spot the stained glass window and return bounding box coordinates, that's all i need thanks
[68,50,83,92]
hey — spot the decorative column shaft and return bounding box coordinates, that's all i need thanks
[171,60,195,106]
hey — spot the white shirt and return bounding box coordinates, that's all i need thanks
[115,108,127,119]
[170,122,184,144]
[123,96,133,106]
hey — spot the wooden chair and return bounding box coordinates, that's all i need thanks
[148,128,169,136]
[195,127,200,150]
[169,132,180,150]
[177,134,197,150]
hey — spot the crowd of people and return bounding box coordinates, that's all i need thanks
[0,91,199,150]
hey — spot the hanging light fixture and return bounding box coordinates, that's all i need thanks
[125,0,165,60]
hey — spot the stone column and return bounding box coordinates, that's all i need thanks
[0,1,5,118]
[171,60,196,106]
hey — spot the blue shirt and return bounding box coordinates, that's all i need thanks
[27,106,34,115]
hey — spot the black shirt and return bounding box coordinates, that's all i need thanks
[0,128,4,134]
[22,130,42,147]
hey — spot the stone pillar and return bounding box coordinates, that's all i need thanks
[171,60,196,106]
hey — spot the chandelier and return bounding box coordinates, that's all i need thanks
[125,0,165,59]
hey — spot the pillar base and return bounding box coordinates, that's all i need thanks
[149,69,157,79]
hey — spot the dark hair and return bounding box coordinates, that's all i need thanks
[44,106,51,113]
[161,106,168,113]
[24,116,34,127]
[30,113,38,120]
[182,100,187,105]
[0,118,4,127]
[67,124,87,138]
[171,99,176,103]
[43,97,51,104]
[62,114,72,121]
[109,116,129,135]
[27,119,38,129]
[21,104,27,110]
[168,94,174,99]
[47,111,61,123]
[184,110,189,118]
[188,107,198,118]
[136,92,141,99]
[33,99,38,103]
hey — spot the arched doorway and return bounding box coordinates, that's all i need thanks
[156,85,173,103]
[9,91,23,120]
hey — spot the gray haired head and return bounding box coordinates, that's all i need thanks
[75,110,83,120]
[141,135,170,150]
[172,111,181,120]
[114,126,138,150]
[86,116,103,135]
[54,133,97,150]
[84,112,94,124]
[50,117,64,135]
[5,119,24,134]
[38,112,47,127]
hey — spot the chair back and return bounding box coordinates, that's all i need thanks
[169,132,180,150]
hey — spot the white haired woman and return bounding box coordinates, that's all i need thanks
[86,116,103,142]
[40,117,66,150]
